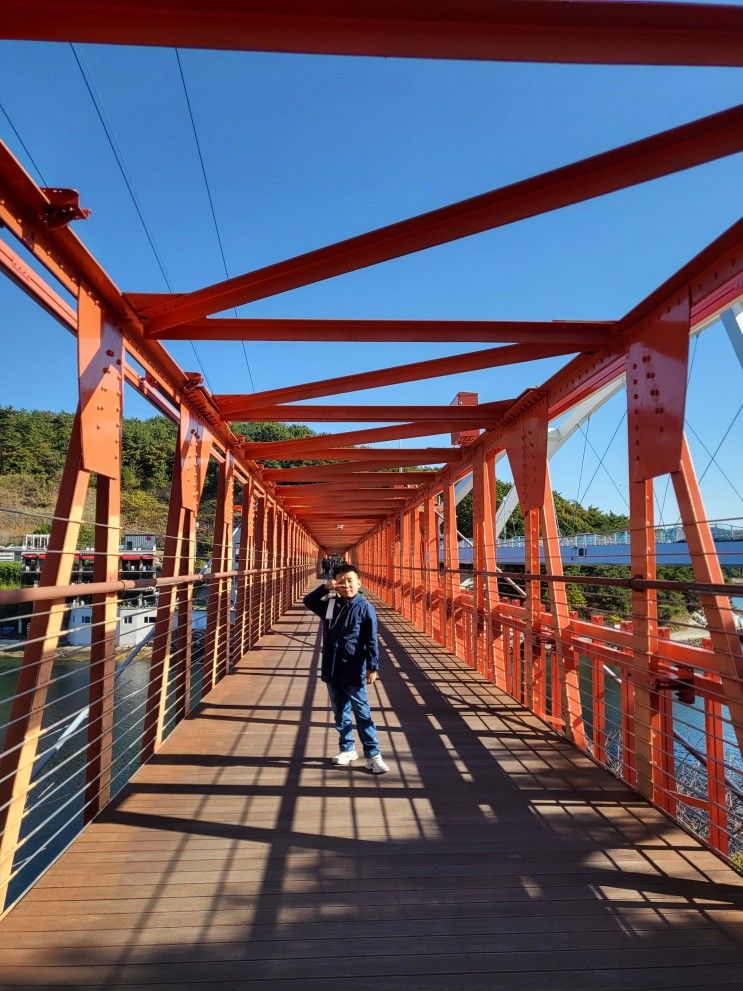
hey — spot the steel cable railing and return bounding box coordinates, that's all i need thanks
[356,539,743,863]
[0,529,317,912]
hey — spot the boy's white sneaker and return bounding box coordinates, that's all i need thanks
[331,750,358,766]
[365,754,389,774]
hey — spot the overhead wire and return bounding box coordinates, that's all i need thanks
[697,400,743,487]
[574,416,589,514]
[69,43,212,391]
[174,48,256,394]
[577,411,629,509]
[0,102,47,185]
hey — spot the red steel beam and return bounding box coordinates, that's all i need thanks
[0,142,277,502]
[273,473,432,486]
[139,104,743,332]
[5,2,742,66]
[254,448,458,465]
[539,217,743,424]
[409,219,743,534]
[284,501,412,512]
[143,315,614,347]
[221,402,509,423]
[0,237,77,329]
[284,501,412,511]
[217,342,576,409]
[241,421,484,458]
[297,507,388,524]
[278,488,423,498]
[264,466,438,482]
[254,447,462,465]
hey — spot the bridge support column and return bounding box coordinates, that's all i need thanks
[443,482,460,657]
[672,435,743,761]
[0,413,90,908]
[629,478,663,805]
[541,468,585,749]
[252,495,267,643]
[235,476,256,659]
[79,292,125,823]
[142,410,212,761]
[204,454,235,690]
[423,496,439,642]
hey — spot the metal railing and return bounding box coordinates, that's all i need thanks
[497,518,743,548]
[358,553,743,864]
[0,545,316,914]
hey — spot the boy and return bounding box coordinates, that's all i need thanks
[303,563,389,774]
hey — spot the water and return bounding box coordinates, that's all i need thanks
[575,601,743,796]
[0,646,208,907]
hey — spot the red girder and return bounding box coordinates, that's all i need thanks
[216,342,578,410]
[255,448,463,466]
[540,217,743,424]
[273,475,432,489]
[263,466,438,482]
[142,316,614,347]
[219,402,509,423]
[282,493,411,504]
[137,104,743,332]
[242,421,485,459]
[5,1,742,66]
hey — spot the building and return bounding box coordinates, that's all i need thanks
[2,533,161,645]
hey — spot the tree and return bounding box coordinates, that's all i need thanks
[0,562,21,589]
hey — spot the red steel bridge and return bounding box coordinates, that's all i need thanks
[1,3,743,988]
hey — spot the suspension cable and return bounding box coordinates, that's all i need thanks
[0,102,47,185]
[174,49,256,394]
[69,43,212,391]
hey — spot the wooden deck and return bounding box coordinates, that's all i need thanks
[2,593,743,989]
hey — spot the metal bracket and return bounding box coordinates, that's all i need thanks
[626,291,690,482]
[179,411,213,513]
[502,392,549,511]
[654,665,696,705]
[77,289,123,479]
[41,188,91,229]
[183,372,204,391]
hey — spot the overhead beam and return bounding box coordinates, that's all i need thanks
[296,509,389,524]
[217,341,576,409]
[138,104,743,332]
[6,1,743,65]
[281,492,411,505]
[264,466,438,482]
[254,448,462,465]
[541,217,743,424]
[256,448,459,465]
[279,484,416,496]
[273,471,433,486]
[0,142,275,504]
[143,316,614,347]
[241,420,484,459]
[223,402,509,423]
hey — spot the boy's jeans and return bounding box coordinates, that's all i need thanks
[327,681,381,758]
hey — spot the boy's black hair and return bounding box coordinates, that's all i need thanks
[332,562,358,578]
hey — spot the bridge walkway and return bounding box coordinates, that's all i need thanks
[1,595,743,989]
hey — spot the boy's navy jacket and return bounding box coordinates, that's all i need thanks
[303,584,379,686]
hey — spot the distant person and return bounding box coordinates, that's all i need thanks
[303,563,389,774]
[320,556,330,578]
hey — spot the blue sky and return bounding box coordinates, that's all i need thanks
[0,40,741,524]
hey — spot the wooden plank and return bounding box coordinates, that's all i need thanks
[1,592,742,990]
